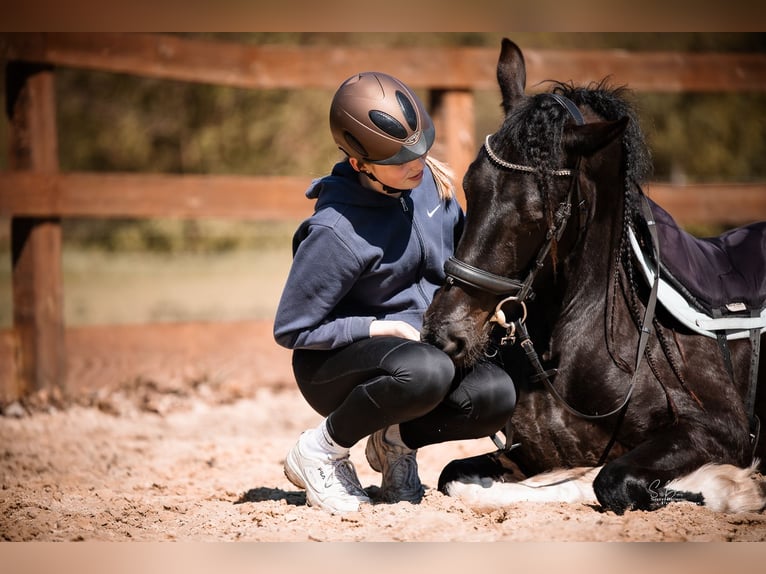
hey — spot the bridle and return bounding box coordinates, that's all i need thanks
[443,93,661,459]
[444,93,585,343]
[444,154,579,345]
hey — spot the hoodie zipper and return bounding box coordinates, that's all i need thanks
[399,194,430,307]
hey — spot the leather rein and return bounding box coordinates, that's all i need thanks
[443,94,661,459]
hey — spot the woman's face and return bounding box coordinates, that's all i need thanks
[353,156,426,194]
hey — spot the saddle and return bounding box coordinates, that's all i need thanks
[630,195,764,446]
[630,197,766,340]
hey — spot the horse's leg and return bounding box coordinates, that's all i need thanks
[593,420,765,514]
[442,464,601,512]
[437,449,525,493]
[438,448,604,510]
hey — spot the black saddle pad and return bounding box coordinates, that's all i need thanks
[647,197,766,315]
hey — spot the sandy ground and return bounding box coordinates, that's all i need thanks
[3,375,766,544]
[2,246,766,548]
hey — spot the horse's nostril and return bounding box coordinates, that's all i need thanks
[440,335,467,360]
[422,327,464,358]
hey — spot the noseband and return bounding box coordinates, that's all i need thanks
[444,93,585,333]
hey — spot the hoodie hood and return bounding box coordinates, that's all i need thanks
[305,161,404,209]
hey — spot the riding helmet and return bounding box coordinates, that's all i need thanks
[329,71,435,165]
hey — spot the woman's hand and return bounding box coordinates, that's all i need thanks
[369,320,421,341]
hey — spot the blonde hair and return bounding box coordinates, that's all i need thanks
[425,156,455,201]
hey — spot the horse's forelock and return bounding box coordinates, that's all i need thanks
[502,92,569,167]
[494,92,572,226]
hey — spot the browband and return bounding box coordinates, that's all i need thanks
[548,93,585,125]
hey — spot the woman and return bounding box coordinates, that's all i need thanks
[274,71,516,514]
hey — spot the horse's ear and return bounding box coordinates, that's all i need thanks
[565,117,629,157]
[497,38,526,114]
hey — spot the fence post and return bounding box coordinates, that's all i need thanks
[429,89,475,208]
[5,61,66,402]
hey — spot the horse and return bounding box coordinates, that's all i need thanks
[421,38,766,514]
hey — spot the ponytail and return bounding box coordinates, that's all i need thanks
[425,156,455,202]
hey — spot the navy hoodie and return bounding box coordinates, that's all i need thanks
[273,160,464,350]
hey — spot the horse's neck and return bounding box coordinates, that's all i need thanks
[556,178,627,319]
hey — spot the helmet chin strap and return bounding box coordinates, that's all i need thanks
[360,170,411,195]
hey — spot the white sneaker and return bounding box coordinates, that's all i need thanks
[284,433,371,514]
[365,428,424,503]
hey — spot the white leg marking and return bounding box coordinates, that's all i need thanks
[445,466,601,511]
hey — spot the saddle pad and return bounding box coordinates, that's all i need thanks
[647,197,766,315]
[629,227,766,340]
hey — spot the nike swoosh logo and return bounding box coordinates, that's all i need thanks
[427,204,441,218]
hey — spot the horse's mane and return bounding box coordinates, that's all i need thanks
[493,79,696,399]
[498,79,653,224]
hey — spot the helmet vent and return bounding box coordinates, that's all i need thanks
[368,110,407,139]
[396,90,418,131]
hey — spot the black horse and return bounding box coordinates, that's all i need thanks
[422,38,766,514]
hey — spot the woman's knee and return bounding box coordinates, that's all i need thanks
[381,341,455,404]
[455,363,516,425]
[486,366,517,413]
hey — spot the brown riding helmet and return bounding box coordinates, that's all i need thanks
[329,72,435,165]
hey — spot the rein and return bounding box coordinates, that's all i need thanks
[444,93,661,462]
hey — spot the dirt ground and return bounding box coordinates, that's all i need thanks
[3,372,766,544]
[2,244,766,546]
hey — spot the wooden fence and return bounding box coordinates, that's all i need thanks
[1,33,766,404]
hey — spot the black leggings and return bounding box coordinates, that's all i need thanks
[291,336,516,449]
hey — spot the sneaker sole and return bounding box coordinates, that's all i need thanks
[283,448,307,491]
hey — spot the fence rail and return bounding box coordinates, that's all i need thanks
[1,172,765,227]
[4,33,766,92]
[2,33,766,404]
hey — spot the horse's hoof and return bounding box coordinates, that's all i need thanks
[438,452,509,494]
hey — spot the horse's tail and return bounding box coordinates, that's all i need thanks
[665,460,766,513]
